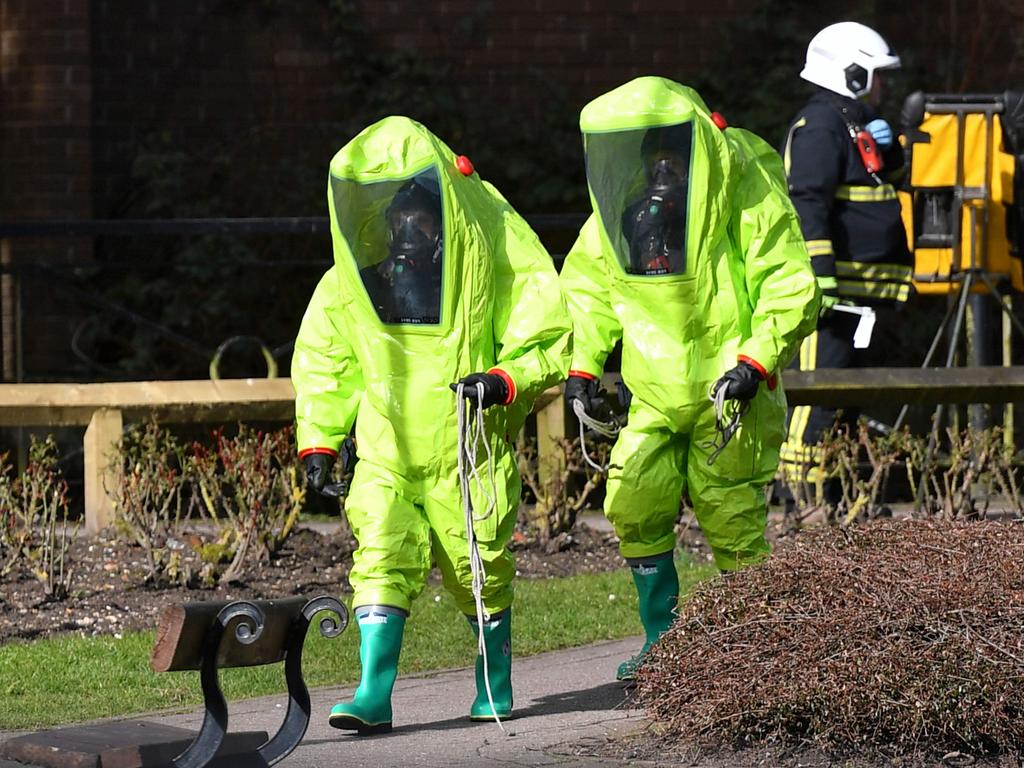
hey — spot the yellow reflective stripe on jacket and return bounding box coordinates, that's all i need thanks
[783,117,807,175]
[805,239,834,257]
[837,279,911,303]
[779,441,824,466]
[817,275,838,291]
[835,260,913,283]
[834,183,897,202]
[780,332,817,464]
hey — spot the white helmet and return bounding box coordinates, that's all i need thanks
[800,22,901,99]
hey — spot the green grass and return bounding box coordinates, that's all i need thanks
[0,559,713,730]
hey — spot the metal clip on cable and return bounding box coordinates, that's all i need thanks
[704,382,750,466]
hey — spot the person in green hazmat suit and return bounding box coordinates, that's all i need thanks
[292,116,572,732]
[560,77,820,681]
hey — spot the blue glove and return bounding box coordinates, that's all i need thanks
[865,119,893,148]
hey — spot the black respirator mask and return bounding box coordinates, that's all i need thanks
[647,156,686,195]
[383,210,440,282]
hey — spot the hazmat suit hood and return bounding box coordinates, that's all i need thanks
[328,116,477,329]
[581,77,734,278]
[562,76,819,424]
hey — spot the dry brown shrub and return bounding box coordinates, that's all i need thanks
[517,436,609,543]
[780,425,1023,528]
[636,520,1024,759]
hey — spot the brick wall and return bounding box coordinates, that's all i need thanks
[80,0,1024,219]
[1,0,1022,381]
[0,0,92,380]
[86,0,807,221]
[357,0,764,113]
[90,0,342,217]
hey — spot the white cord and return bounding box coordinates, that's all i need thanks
[703,382,749,465]
[571,398,621,472]
[456,382,506,733]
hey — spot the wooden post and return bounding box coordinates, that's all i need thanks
[0,238,20,383]
[84,408,122,534]
[1003,292,1015,452]
[536,394,567,487]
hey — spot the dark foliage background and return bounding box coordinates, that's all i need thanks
[56,0,1024,381]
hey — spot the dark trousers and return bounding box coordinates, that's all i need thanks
[781,311,866,467]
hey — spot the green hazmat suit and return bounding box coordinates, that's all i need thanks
[560,77,820,572]
[292,116,572,617]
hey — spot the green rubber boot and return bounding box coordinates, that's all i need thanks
[617,553,679,682]
[467,609,513,721]
[329,606,406,734]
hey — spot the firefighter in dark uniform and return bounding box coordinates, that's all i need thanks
[780,21,913,495]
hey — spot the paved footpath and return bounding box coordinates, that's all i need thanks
[1,637,663,768]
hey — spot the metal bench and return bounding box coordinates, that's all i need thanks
[150,594,348,768]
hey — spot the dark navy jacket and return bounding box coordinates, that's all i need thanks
[783,89,913,305]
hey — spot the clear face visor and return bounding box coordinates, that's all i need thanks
[331,168,444,325]
[584,121,693,276]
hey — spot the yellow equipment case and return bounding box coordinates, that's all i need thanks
[899,91,1024,294]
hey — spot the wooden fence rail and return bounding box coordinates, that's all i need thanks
[1,367,1022,535]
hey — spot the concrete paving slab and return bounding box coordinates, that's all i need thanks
[146,636,648,767]
[0,637,652,767]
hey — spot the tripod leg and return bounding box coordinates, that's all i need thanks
[914,272,974,513]
[893,298,959,430]
[943,271,973,369]
[895,273,972,432]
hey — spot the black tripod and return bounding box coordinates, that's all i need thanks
[893,265,1023,435]
[894,93,1024,503]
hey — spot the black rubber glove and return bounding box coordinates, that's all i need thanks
[564,374,599,413]
[339,437,357,475]
[303,452,335,495]
[322,438,358,497]
[616,380,633,412]
[712,361,764,402]
[450,372,509,409]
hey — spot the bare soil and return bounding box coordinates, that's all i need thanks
[0,521,625,643]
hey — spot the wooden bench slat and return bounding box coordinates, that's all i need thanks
[151,596,313,673]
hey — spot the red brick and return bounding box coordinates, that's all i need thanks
[11,0,70,18]
[533,31,587,51]
[64,29,87,52]
[2,64,72,88]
